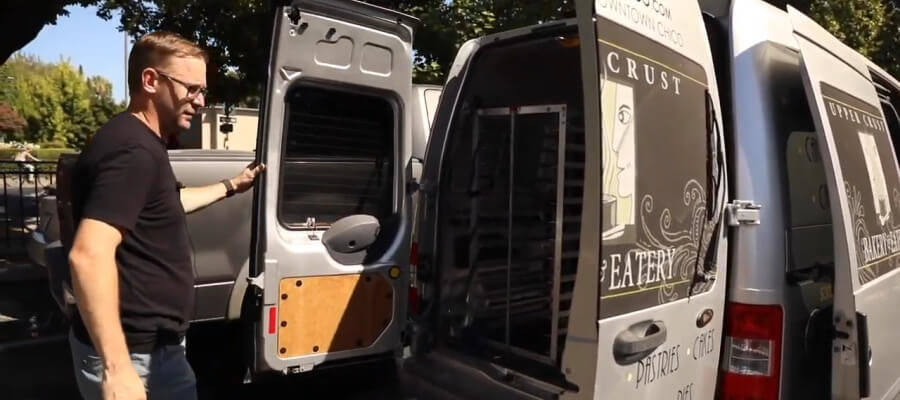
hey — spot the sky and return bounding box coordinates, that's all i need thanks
[16,5,131,103]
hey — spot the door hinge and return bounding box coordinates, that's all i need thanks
[247,272,265,290]
[726,200,761,226]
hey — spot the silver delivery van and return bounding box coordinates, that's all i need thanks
[401,0,900,399]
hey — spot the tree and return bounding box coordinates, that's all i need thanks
[0,1,100,66]
[0,54,123,148]
[878,5,900,78]
[96,0,286,106]
[6,0,894,108]
[55,60,97,147]
[801,0,900,78]
[84,75,124,148]
[808,0,888,59]
[95,0,574,102]
[0,102,27,138]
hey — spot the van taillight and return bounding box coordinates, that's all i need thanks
[268,306,277,335]
[409,242,421,314]
[720,302,783,400]
[410,242,421,266]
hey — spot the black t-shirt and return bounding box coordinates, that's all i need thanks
[70,113,193,353]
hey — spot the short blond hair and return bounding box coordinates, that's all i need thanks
[127,31,209,95]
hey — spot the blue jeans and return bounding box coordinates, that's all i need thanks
[68,330,197,400]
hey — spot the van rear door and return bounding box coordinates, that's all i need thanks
[249,0,417,374]
[789,6,900,398]
[593,0,729,399]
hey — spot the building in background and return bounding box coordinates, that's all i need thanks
[177,105,258,151]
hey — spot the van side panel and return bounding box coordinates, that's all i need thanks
[727,5,815,397]
[727,0,796,306]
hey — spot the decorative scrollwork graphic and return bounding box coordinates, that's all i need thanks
[637,180,717,304]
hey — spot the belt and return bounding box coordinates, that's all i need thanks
[71,319,184,353]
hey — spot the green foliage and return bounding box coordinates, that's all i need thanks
[809,0,887,59]
[0,54,125,149]
[804,0,900,77]
[872,3,900,79]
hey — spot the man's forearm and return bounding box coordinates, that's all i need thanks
[70,251,132,371]
[180,181,229,214]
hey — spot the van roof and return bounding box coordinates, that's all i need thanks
[462,18,578,48]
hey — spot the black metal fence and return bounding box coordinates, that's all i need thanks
[0,161,57,256]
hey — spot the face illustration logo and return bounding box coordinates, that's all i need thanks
[602,78,636,240]
[858,131,891,226]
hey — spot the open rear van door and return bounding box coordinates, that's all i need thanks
[590,0,729,399]
[249,0,417,375]
[789,6,900,398]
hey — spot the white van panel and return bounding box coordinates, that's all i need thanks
[857,276,900,398]
[730,0,798,56]
[595,0,717,68]
[594,0,728,399]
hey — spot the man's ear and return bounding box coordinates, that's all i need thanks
[141,68,159,94]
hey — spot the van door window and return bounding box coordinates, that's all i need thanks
[883,102,900,154]
[277,85,396,228]
[785,131,834,279]
[598,18,717,318]
[779,77,835,285]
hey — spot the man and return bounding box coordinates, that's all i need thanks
[13,144,40,183]
[66,31,264,400]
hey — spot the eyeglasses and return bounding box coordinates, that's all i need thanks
[155,70,208,99]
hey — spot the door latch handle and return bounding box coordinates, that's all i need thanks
[727,200,761,226]
[613,320,667,365]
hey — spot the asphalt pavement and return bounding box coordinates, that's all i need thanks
[0,260,72,399]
